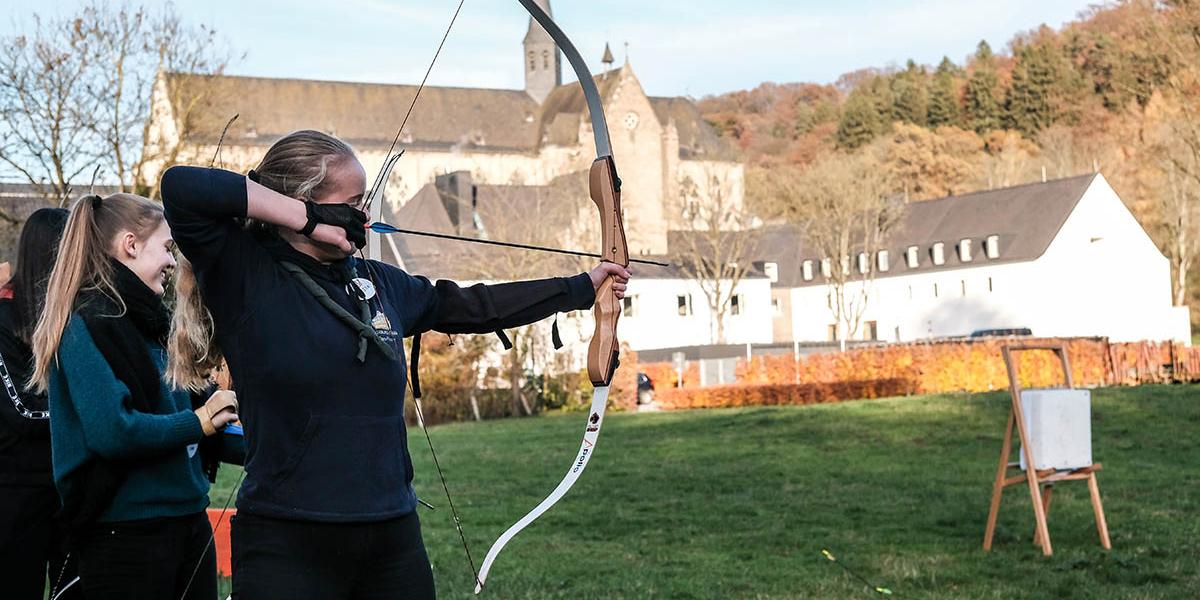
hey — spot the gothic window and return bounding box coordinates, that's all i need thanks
[529,51,535,70]
[542,50,549,69]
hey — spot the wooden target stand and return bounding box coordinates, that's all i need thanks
[982,344,1112,556]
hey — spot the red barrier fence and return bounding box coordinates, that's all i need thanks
[206,508,235,577]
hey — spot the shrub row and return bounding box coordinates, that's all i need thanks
[655,378,912,409]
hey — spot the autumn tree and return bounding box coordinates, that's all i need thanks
[880,123,984,200]
[672,167,760,344]
[0,14,97,204]
[0,3,233,204]
[788,150,902,346]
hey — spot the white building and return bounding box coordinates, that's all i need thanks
[766,174,1191,344]
[617,268,774,350]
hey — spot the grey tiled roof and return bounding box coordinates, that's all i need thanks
[743,174,1098,288]
[164,70,733,159]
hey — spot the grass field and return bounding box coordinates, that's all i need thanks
[209,384,1199,599]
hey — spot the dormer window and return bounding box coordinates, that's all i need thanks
[906,246,919,268]
[985,235,1000,259]
[857,252,869,274]
[821,258,832,278]
[841,255,850,275]
[877,250,890,272]
[802,260,814,281]
[959,239,973,262]
[764,262,779,283]
[932,242,946,265]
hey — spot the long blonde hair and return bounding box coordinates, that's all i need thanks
[29,193,165,392]
[166,129,358,390]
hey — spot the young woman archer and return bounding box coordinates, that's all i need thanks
[160,129,630,599]
[28,193,245,600]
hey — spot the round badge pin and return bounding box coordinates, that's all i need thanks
[349,277,377,300]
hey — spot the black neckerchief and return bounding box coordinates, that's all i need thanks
[259,231,397,363]
[58,260,174,538]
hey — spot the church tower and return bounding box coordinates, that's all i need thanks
[523,0,561,104]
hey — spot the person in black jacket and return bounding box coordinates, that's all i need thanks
[160,129,630,600]
[0,207,80,600]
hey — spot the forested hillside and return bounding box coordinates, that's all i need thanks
[700,1,1200,317]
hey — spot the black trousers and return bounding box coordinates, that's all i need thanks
[0,484,78,600]
[231,510,435,600]
[76,511,216,600]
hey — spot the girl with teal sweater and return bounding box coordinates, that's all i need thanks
[29,193,243,600]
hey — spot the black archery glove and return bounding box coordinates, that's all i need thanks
[298,201,369,250]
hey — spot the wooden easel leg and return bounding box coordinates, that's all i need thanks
[1087,473,1112,549]
[983,411,1015,551]
[1023,457,1052,555]
[1033,485,1053,547]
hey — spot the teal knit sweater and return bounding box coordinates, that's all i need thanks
[48,316,209,522]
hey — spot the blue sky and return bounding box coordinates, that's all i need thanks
[4,0,1097,98]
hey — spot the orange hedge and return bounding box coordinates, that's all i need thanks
[656,379,911,410]
[643,338,1200,410]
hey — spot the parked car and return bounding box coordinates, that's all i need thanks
[969,327,1033,338]
[637,372,655,405]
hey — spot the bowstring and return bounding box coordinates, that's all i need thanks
[356,253,482,590]
[409,372,483,591]
[363,0,467,214]
[354,1,477,587]
[177,113,243,600]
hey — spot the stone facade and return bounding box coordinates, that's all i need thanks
[141,2,742,258]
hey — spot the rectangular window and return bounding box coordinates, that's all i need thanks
[730,294,742,316]
[959,239,973,262]
[864,320,878,341]
[906,246,919,268]
[932,242,946,265]
[771,297,781,315]
[677,294,692,316]
[827,324,839,342]
[961,280,967,297]
[988,277,994,292]
[877,250,890,272]
[623,295,637,317]
[802,260,814,281]
[821,259,832,278]
[985,235,1000,258]
[933,283,940,298]
[764,262,779,283]
[857,252,869,274]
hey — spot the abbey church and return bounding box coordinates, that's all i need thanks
[142,0,741,263]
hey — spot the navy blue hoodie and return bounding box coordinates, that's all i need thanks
[161,166,594,522]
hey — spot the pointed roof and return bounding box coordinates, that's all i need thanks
[523,0,554,44]
[602,42,614,65]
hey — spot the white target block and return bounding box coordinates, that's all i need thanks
[1018,389,1093,471]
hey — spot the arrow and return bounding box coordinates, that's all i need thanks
[367,222,669,267]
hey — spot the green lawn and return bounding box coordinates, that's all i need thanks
[209,384,1199,599]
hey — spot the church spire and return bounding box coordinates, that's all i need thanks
[601,42,614,74]
[523,0,561,104]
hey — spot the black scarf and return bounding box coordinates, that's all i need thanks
[58,260,201,536]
